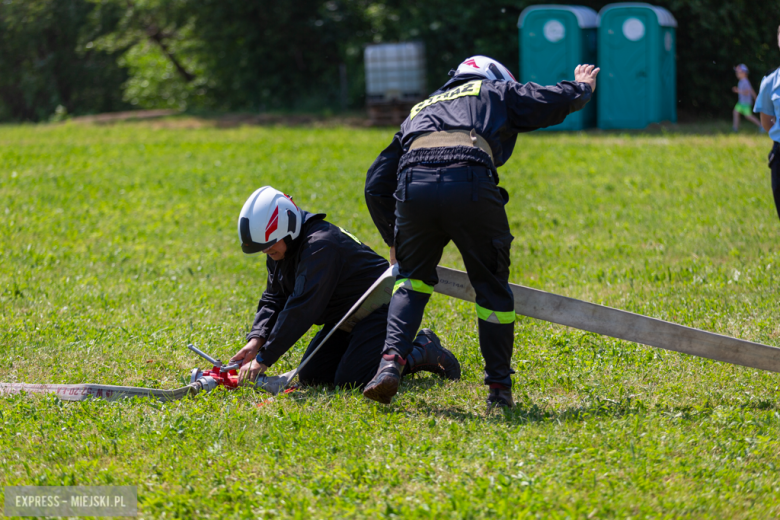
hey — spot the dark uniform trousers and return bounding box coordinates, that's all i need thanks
[770,141,780,220]
[384,165,516,387]
[297,305,389,388]
[298,305,435,388]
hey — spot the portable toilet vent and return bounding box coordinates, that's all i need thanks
[518,5,598,131]
[365,42,426,126]
[597,3,677,129]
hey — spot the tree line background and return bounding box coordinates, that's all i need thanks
[1,0,779,122]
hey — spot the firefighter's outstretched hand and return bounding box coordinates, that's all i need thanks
[574,64,600,93]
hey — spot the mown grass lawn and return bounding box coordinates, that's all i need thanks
[1,120,779,519]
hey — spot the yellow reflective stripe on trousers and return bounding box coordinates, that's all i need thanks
[476,304,516,324]
[393,278,434,295]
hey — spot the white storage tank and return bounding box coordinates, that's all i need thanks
[364,42,426,103]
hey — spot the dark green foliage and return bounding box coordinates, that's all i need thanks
[657,0,780,116]
[0,0,129,121]
[2,0,780,119]
[184,0,369,111]
[350,1,523,97]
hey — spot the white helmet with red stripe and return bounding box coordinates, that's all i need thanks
[455,55,516,82]
[238,186,302,254]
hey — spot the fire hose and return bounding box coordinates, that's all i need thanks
[0,345,241,403]
[3,264,780,403]
[0,265,399,403]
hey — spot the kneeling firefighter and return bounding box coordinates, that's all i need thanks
[230,186,461,389]
[363,56,599,408]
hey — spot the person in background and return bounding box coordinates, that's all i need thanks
[732,64,761,132]
[754,26,780,220]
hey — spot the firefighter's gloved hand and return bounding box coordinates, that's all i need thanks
[574,64,600,93]
[231,337,265,367]
[239,359,268,386]
[389,246,397,265]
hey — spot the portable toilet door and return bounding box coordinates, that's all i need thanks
[518,5,598,131]
[597,3,677,129]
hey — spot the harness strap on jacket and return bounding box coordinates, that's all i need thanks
[409,129,494,165]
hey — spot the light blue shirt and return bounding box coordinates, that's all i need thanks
[754,68,780,142]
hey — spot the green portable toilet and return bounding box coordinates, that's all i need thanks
[518,5,598,131]
[597,3,677,129]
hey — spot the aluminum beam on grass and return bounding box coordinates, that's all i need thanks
[434,266,780,373]
[4,265,777,403]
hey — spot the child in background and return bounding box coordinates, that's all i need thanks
[732,64,762,132]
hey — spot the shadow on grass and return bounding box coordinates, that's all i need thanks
[270,376,779,428]
[364,378,780,426]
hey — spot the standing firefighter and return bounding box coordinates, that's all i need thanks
[363,56,599,408]
[230,186,461,389]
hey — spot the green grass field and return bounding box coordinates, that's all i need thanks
[1,120,779,518]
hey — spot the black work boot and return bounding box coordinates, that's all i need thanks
[363,352,406,404]
[486,384,514,411]
[405,328,461,380]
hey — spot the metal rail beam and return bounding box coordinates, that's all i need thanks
[434,266,780,373]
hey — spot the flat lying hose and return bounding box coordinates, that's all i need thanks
[0,382,202,402]
[1,268,401,402]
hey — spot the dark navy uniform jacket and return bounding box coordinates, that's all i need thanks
[248,211,388,367]
[365,73,593,246]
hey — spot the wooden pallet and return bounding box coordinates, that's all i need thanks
[367,100,419,127]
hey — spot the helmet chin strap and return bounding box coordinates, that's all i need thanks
[280,234,297,256]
